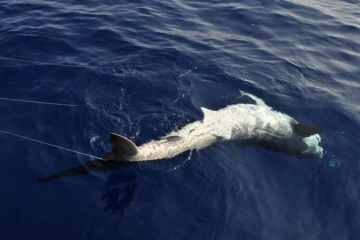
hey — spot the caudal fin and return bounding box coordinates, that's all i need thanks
[37,133,139,182]
[37,160,124,182]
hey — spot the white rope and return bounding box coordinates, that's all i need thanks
[0,97,78,107]
[0,129,100,159]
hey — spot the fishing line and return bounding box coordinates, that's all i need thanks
[0,56,116,69]
[0,128,100,159]
[0,97,79,107]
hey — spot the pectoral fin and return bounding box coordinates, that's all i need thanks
[291,122,323,137]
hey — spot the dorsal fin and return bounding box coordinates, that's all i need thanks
[201,107,216,121]
[109,133,138,159]
[290,122,323,137]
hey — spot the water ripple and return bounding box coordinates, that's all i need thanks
[0,0,359,239]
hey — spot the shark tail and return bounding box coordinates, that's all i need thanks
[37,133,139,183]
[37,160,125,182]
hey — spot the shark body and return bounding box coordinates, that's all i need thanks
[38,92,323,182]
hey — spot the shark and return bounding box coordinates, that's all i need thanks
[38,91,323,182]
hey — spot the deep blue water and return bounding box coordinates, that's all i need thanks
[1,0,360,239]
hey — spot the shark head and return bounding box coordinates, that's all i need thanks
[248,119,324,159]
[252,132,324,159]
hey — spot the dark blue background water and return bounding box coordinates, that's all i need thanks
[0,0,359,239]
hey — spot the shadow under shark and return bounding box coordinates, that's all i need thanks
[38,91,323,182]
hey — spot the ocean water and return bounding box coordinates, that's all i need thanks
[0,0,359,239]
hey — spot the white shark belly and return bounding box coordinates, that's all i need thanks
[132,104,295,161]
[133,121,219,161]
[202,104,294,142]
